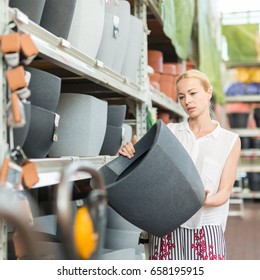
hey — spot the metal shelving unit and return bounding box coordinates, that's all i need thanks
[0,0,186,259]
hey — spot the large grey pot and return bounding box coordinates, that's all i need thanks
[48,93,108,157]
[40,0,77,39]
[96,0,130,69]
[10,101,31,148]
[121,15,143,82]
[22,105,59,158]
[94,120,205,237]
[107,105,126,127]
[9,0,46,24]
[99,125,122,156]
[25,67,61,112]
[101,248,136,260]
[68,0,105,59]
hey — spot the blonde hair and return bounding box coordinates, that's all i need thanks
[176,69,213,93]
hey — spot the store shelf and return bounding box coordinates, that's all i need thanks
[150,86,186,117]
[225,95,260,102]
[9,7,146,103]
[231,128,260,137]
[30,155,116,188]
[237,165,260,173]
[231,189,260,199]
[240,149,260,157]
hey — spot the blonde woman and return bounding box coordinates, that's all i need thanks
[119,69,241,260]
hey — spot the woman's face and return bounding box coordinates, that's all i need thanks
[176,78,212,117]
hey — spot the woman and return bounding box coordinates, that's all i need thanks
[119,69,241,260]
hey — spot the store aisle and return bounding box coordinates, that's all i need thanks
[225,201,260,259]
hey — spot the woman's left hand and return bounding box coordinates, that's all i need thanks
[203,189,210,206]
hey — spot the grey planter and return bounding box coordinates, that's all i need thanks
[96,0,130,69]
[121,15,143,82]
[99,125,123,156]
[68,0,105,59]
[107,105,126,127]
[25,67,61,112]
[48,93,108,157]
[94,120,205,237]
[40,0,77,39]
[9,0,46,24]
[22,105,59,158]
[11,101,31,148]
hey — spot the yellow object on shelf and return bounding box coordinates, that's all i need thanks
[235,67,260,83]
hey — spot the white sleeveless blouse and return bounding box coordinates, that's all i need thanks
[167,120,239,232]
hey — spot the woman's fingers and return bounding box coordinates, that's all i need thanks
[132,135,138,145]
[119,141,135,158]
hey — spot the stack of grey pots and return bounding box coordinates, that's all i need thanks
[48,93,108,157]
[99,105,127,156]
[21,67,61,159]
[101,206,144,260]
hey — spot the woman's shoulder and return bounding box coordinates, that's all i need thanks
[166,121,184,132]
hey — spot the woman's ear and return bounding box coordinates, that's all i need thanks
[207,87,213,100]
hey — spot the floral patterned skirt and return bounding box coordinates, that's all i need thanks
[148,225,226,260]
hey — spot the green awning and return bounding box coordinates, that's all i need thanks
[162,0,195,60]
[198,0,225,104]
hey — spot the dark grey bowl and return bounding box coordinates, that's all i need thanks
[48,93,108,157]
[107,105,127,127]
[40,0,77,39]
[9,0,46,24]
[99,125,123,156]
[93,120,205,237]
[25,67,61,112]
[121,15,143,82]
[9,101,31,148]
[228,113,249,128]
[22,105,59,158]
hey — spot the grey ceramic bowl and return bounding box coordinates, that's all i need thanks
[68,0,105,59]
[94,120,205,237]
[107,105,127,127]
[121,15,144,82]
[10,101,31,148]
[22,105,59,158]
[48,93,108,157]
[9,0,46,24]
[25,67,61,112]
[40,0,77,39]
[99,125,123,156]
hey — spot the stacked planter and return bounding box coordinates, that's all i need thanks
[148,50,163,91]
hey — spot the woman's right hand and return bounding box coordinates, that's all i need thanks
[118,135,138,159]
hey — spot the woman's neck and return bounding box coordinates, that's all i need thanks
[188,114,217,139]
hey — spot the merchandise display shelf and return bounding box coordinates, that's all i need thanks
[240,149,260,157]
[230,189,260,199]
[237,165,260,173]
[8,7,146,103]
[225,95,260,102]
[150,87,187,117]
[231,128,260,137]
[30,155,116,188]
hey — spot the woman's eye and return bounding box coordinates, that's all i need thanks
[191,92,196,95]
[178,96,184,100]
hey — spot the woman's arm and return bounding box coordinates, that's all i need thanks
[204,137,241,207]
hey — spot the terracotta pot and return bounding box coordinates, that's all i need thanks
[150,81,160,91]
[225,102,250,113]
[148,50,163,73]
[163,63,177,75]
[159,74,174,99]
[157,111,171,124]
